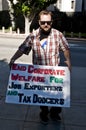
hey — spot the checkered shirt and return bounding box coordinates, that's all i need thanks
[19,28,69,66]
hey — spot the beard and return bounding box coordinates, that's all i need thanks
[40,26,51,35]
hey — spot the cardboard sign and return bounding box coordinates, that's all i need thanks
[5,63,70,107]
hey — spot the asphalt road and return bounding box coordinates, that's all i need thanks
[60,39,86,67]
[69,39,86,67]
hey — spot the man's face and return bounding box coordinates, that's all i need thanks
[39,14,52,32]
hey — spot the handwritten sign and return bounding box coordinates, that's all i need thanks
[5,63,70,107]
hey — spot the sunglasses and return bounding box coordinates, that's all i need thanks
[40,21,52,25]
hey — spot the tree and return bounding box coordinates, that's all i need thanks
[7,0,57,33]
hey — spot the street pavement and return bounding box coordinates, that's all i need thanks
[0,33,86,130]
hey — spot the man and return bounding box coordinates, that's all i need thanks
[9,10,71,124]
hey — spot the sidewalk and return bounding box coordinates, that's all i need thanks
[0,34,86,130]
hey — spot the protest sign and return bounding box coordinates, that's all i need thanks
[5,63,70,107]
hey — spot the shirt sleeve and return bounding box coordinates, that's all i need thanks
[59,32,70,51]
[19,35,33,55]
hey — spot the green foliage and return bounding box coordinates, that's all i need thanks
[22,3,30,16]
[9,0,57,18]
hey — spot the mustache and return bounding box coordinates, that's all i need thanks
[44,25,49,28]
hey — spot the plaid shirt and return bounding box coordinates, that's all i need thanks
[19,28,69,66]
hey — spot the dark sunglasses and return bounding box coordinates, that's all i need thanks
[40,21,52,25]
